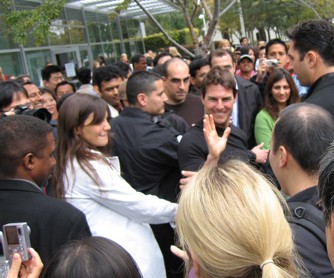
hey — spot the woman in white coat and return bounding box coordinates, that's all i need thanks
[54,94,177,278]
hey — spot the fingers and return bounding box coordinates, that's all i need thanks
[222,126,231,141]
[6,253,22,278]
[256,142,264,149]
[170,245,189,262]
[21,248,44,277]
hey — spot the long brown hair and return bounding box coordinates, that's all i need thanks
[263,68,300,119]
[54,94,111,198]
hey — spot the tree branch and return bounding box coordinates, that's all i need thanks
[133,0,194,57]
[200,0,213,21]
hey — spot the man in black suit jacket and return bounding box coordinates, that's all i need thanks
[0,116,91,264]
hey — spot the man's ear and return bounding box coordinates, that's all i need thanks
[305,51,317,68]
[190,76,196,86]
[137,93,147,107]
[94,85,102,97]
[23,153,35,170]
[279,146,288,168]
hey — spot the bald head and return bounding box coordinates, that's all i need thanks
[272,103,334,174]
[162,58,190,104]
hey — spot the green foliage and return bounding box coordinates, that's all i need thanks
[144,28,199,52]
[219,0,334,41]
[109,0,131,20]
[4,0,67,46]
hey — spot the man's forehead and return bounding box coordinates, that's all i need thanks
[167,63,189,78]
[211,55,233,67]
[24,84,39,91]
[268,43,287,53]
[51,72,62,77]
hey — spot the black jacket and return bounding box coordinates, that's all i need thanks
[304,72,334,118]
[288,186,334,277]
[178,120,254,171]
[0,179,91,264]
[111,108,181,202]
[236,76,263,148]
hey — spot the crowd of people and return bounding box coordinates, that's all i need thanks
[2,18,334,278]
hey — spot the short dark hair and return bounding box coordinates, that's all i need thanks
[113,62,131,79]
[202,66,237,98]
[77,67,91,85]
[286,19,334,65]
[319,142,334,224]
[153,52,172,67]
[208,49,235,66]
[131,54,145,65]
[272,103,334,176]
[55,81,75,95]
[126,71,161,105]
[41,65,62,81]
[0,115,52,178]
[263,68,300,119]
[189,58,210,78]
[41,237,142,278]
[0,80,28,111]
[161,57,188,78]
[93,66,123,90]
[265,39,288,56]
[240,37,247,44]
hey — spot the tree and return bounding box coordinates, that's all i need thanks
[114,0,238,56]
[3,0,67,46]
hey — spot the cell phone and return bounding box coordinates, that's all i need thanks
[0,232,9,278]
[2,223,31,265]
[265,59,278,67]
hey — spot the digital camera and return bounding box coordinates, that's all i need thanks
[265,59,278,67]
[0,232,9,278]
[2,223,31,265]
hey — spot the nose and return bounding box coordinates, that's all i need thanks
[216,99,224,109]
[51,155,56,168]
[104,119,111,131]
[179,81,185,90]
[162,92,168,102]
[36,93,43,102]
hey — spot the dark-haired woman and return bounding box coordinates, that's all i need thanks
[254,68,300,149]
[54,94,177,278]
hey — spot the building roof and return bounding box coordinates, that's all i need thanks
[65,0,179,19]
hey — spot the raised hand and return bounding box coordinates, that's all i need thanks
[203,114,231,167]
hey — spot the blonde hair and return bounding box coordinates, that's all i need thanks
[218,39,231,49]
[176,160,298,278]
[169,46,182,58]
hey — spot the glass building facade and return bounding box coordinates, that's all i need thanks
[0,0,177,84]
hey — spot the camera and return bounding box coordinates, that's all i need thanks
[264,59,278,67]
[14,105,51,123]
[2,223,31,265]
[0,232,9,278]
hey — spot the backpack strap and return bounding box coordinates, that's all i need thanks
[287,201,326,248]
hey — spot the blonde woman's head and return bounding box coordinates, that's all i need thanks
[218,39,231,50]
[169,46,182,58]
[176,160,298,278]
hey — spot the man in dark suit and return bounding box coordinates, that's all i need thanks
[209,49,263,148]
[0,115,91,264]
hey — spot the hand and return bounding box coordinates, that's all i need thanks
[255,58,268,82]
[6,248,43,278]
[251,143,269,164]
[170,245,189,262]
[179,170,197,191]
[203,114,231,167]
